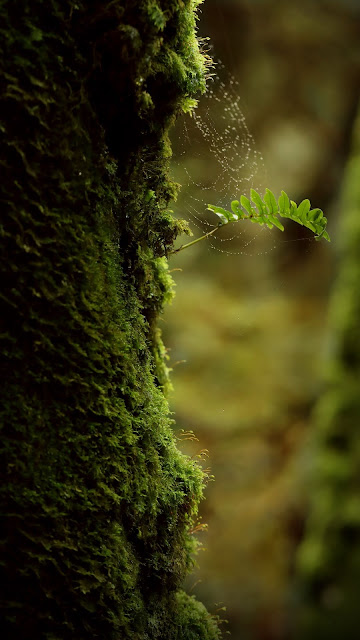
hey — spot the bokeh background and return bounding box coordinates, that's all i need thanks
[162,1,360,638]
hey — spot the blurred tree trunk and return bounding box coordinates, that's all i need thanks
[295,110,360,640]
[0,1,221,638]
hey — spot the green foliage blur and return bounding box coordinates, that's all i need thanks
[163,1,360,638]
[295,113,360,640]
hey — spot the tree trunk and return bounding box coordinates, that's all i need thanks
[0,1,221,637]
[295,113,360,640]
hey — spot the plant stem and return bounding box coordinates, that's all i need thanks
[169,225,221,255]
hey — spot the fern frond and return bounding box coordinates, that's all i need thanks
[207,188,330,242]
[169,188,330,255]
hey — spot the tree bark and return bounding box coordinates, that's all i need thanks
[0,1,220,637]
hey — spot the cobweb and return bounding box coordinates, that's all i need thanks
[170,62,273,255]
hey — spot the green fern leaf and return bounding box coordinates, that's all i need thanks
[278,190,290,214]
[267,215,285,231]
[230,200,241,218]
[303,219,317,233]
[315,229,330,242]
[264,188,278,214]
[297,199,311,222]
[308,208,323,223]
[207,204,232,225]
[289,200,298,218]
[218,189,329,242]
[172,189,330,257]
[239,195,253,216]
[250,189,266,214]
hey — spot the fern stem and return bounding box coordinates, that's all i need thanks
[169,225,221,255]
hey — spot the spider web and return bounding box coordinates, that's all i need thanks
[170,62,271,255]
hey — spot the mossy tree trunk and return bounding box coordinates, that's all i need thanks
[295,114,360,640]
[0,1,221,638]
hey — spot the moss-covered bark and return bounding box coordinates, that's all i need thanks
[295,115,360,640]
[0,1,221,637]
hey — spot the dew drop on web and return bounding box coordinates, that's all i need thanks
[170,60,271,256]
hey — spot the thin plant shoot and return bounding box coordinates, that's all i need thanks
[170,188,330,255]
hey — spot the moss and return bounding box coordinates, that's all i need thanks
[173,591,226,639]
[295,115,360,639]
[0,1,220,638]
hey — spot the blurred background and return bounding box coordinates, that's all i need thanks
[163,1,360,638]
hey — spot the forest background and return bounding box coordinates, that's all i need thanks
[164,1,360,638]
[2,0,360,637]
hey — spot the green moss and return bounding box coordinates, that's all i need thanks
[173,591,225,639]
[0,1,220,638]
